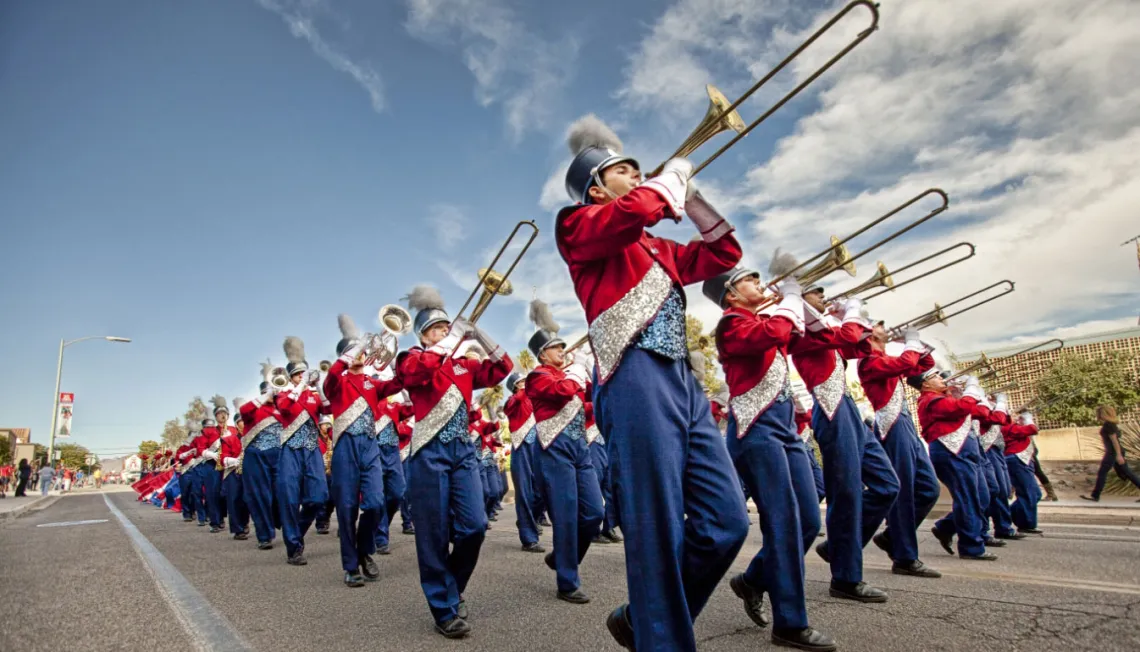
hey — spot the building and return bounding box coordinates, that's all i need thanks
[953,326,1140,428]
[0,428,32,444]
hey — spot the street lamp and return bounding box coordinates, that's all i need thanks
[47,336,132,466]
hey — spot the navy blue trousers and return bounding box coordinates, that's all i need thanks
[594,349,750,652]
[510,437,541,546]
[399,457,413,531]
[813,396,899,583]
[195,463,224,528]
[179,471,196,519]
[805,439,826,502]
[977,447,999,538]
[373,443,406,549]
[316,474,334,529]
[409,434,486,625]
[1005,453,1040,531]
[242,446,280,544]
[589,440,618,533]
[930,437,986,556]
[331,433,384,573]
[481,463,499,519]
[223,471,249,535]
[985,447,1015,536]
[878,412,940,563]
[727,399,821,630]
[277,445,328,557]
[539,432,604,593]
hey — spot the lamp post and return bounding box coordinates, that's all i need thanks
[47,336,131,466]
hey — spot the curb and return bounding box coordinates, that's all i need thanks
[0,495,60,524]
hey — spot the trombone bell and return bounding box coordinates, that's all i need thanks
[651,85,746,176]
[318,360,332,373]
[469,267,514,323]
[800,235,857,285]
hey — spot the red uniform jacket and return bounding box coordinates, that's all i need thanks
[1002,421,1038,457]
[276,389,328,440]
[503,390,536,449]
[239,397,285,443]
[556,187,740,384]
[378,400,415,435]
[396,347,512,456]
[396,417,413,449]
[715,307,797,433]
[917,390,981,454]
[175,443,197,467]
[526,364,588,448]
[857,348,934,410]
[323,357,403,440]
[711,400,727,425]
[789,321,871,420]
[200,426,234,465]
[220,429,243,467]
[795,410,811,435]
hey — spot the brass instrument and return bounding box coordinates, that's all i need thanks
[830,261,893,302]
[945,353,992,383]
[990,380,1020,394]
[318,360,332,373]
[652,1,880,179]
[270,366,289,389]
[888,280,1016,338]
[560,334,593,369]
[360,304,413,370]
[858,242,975,301]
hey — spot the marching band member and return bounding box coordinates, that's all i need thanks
[396,411,415,535]
[274,337,329,566]
[794,394,826,504]
[324,314,403,588]
[977,393,1022,541]
[216,397,250,541]
[1003,410,1043,535]
[586,399,620,544]
[193,415,224,530]
[706,266,836,651]
[792,282,898,602]
[912,370,996,560]
[464,406,489,525]
[857,322,942,578]
[525,299,604,605]
[315,413,335,535]
[556,116,749,650]
[396,286,512,638]
[472,396,503,523]
[503,372,544,552]
[373,387,414,555]
[238,373,286,551]
[176,425,200,523]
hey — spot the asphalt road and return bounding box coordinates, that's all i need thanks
[2,492,1139,652]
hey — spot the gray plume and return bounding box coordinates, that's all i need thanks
[232,397,244,410]
[283,336,306,364]
[567,114,623,156]
[768,248,801,278]
[338,314,360,340]
[529,299,560,333]
[210,395,227,411]
[403,285,445,312]
[187,419,202,434]
[260,359,273,380]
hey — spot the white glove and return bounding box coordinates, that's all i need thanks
[903,327,924,353]
[962,376,984,402]
[340,339,364,362]
[840,297,868,326]
[682,191,733,243]
[639,158,692,219]
[203,450,219,462]
[772,293,805,334]
[473,326,505,362]
[223,457,240,469]
[1020,412,1035,427]
[776,277,802,297]
[431,318,472,355]
[564,363,590,389]
[258,390,276,405]
[993,393,1009,413]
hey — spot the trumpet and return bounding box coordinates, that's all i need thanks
[888,280,1016,338]
[652,1,880,179]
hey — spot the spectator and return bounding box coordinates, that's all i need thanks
[1081,405,1140,502]
[94,468,103,489]
[15,459,31,497]
[0,462,11,498]
[39,464,56,496]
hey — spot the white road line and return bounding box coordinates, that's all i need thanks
[103,494,253,652]
[37,519,109,528]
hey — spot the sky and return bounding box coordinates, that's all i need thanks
[1,0,1138,458]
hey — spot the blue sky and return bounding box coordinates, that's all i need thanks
[2,0,1138,458]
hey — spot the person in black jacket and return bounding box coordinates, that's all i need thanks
[1081,405,1140,502]
[14,459,31,497]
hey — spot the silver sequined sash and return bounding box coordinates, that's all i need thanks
[979,424,1003,452]
[589,262,673,384]
[410,385,465,457]
[1014,440,1035,465]
[511,414,536,450]
[937,416,973,456]
[536,396,584,450]
[281,410,312,445]
[875,381,907,441]
[811,351,849,420]
[332,396,369,450]
[585,423,601,444]
[729,354,789,436]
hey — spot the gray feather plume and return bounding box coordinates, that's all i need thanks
[768,248,801,278]
[403,285,445,312]
[187,419,202,433]
[529,299,560,334]
[210,395,227,411]
[338,314,360,340]
[232,397,244,410]
[283,336,306,364]
[260,359,273,380]
[567,114,623,156]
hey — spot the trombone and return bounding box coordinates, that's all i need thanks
[561,334,593,369]
[830,242,977,302]
[652,1,881,178]
[945,339,1063,383]
[888,280,1016,338]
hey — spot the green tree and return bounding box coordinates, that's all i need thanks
[0,437,9,465]
[33,443,47,466]
[517,349,535,373]
[138,440,161,458]
[685,314,724,394]
[185,396,209,423]
[57,442,91,470]
[1033,351,1140,426]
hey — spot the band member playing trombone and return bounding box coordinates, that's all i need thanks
[373,387,414,555]
[705,266,836,652]
[791,281,899,601]
[238,373,287,551]
[857,323,941,578]
[976,394,1022,541]
[504,371,544,553]
[215,397,250,541]
[396,286,512,638]
[556,117,749,651]
[525,299,604,605]
[1002,410,1043,535]
[324,315,404,587]
[912,370,996,560]
[274,337,330,566]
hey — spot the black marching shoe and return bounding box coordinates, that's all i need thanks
[592,534,613,544]
[457,597,468,620]
[995,531,1027,540]
[521,542,545,553]
[489,513,498,522]
[315,522,330,535]
[772,626,838,652]
[209,526,222,534]
[344,571,365,588]
[729,573,770,627]
[604,529,623,543]
[435,617,471,639]
[931,526,955,555]
[182,517,193,523]
[1079,494,1099,502]
[257,541,274,551]
[287,551,307,566]
[984,537,1007,548]
[960,551,999,561]
[557,589,591,604]
[829,581,887,603]
[197,521,206,527]
[376,544,391,556]
[402,526,415,535]
[233,532,249,541]
[1019,527,1044,535]
[892,559,941,578]
[871,531,892,557]
[544,551,557,571]
[539,516,552,528]
[361,555,380,581]
[606,604,635,650]
[814,542,831,564]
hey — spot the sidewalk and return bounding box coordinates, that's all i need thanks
[0,494,58,523]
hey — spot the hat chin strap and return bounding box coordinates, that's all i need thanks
[590,171,619,203]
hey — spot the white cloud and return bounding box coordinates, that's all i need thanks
[404,0,578,140]
[591,0,1140,354]
[426,203,468,251]
[255,0,384,112]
